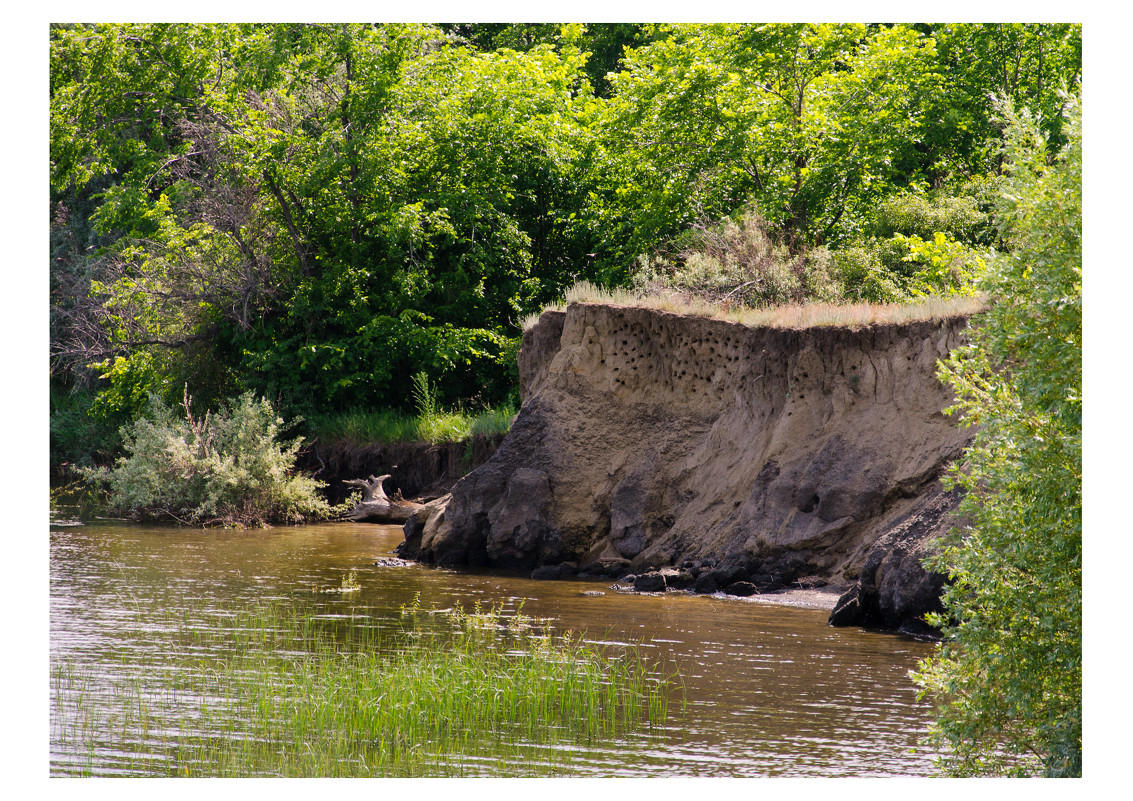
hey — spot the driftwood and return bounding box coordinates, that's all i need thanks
[342,474,426,524]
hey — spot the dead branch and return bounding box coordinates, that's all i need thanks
[341,474,426,524]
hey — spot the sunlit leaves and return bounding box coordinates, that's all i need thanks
[912,95,1081,777]
[592,23,946,266]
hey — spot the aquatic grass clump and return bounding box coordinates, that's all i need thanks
[51,598,678,777]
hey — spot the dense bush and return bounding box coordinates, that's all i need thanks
[870,192,987,241]
[913,96,1081,776]
[632,208,842,309]
[84,390,335,527]
[831,189,993,302]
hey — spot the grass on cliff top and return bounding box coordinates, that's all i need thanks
[522,281,987,331]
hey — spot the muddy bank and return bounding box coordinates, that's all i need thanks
[400,302,973,636]
[299,433,506,505]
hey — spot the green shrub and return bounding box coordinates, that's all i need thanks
[50,383,125,471]
[871,192,986,242]
[896,231,986,297]
[84,390,334,527]
[830,245,907,303]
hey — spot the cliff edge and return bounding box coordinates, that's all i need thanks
[400,302,973,636]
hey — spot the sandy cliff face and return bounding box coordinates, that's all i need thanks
[401,302,973,634]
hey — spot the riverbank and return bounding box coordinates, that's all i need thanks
[405,300,974,637]
[299,433,506,505]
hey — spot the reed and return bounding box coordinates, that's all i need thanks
[51,597,678,777]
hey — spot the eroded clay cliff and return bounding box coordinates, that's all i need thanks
[400,302,973,635]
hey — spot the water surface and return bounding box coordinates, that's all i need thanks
[50,515,939,777]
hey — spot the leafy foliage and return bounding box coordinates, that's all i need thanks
[84,390,335,526]
[912,95,1081,777]
[833,188,994,302]
[48,23,1082,465]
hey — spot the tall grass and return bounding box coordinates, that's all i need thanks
[51,598,678,777]
[307,404,516,446]
[524,280,986,331]
[308,372,515,446]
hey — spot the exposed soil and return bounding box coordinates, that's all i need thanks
[299,433,506,505]
[400,301,974,635]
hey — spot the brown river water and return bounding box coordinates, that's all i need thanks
[50,515,940,777]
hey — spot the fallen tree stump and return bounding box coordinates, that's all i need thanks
[342,474,426,524]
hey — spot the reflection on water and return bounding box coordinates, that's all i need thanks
[50,515,940,777]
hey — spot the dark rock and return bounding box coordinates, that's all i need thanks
[724,581,758,597]
[711,566,748,588]
[403,508,427,544]
[580,557,631,579]
[748,553,810,592]
[828,483,959,636]
[634,572,667,593]
[694,573,719,594]
[828,585,862,627]
[397,495,450,561]
[897,617,942,641]
[755,575,787,592]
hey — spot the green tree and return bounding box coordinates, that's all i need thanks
[590,23,943,279]
[912,93,1081,776]
[50,23,262,418]
[440,23,650,97]
[926,23,1082,178]
[227,36,599,415]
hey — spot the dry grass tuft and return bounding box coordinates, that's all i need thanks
[523,280,985,331]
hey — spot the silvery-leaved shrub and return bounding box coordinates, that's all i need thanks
[632,207,842,308]
[84,390,333,527]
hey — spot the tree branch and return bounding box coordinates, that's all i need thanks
[263,169,311,276]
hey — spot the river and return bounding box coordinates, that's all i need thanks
[49,513,940,777]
